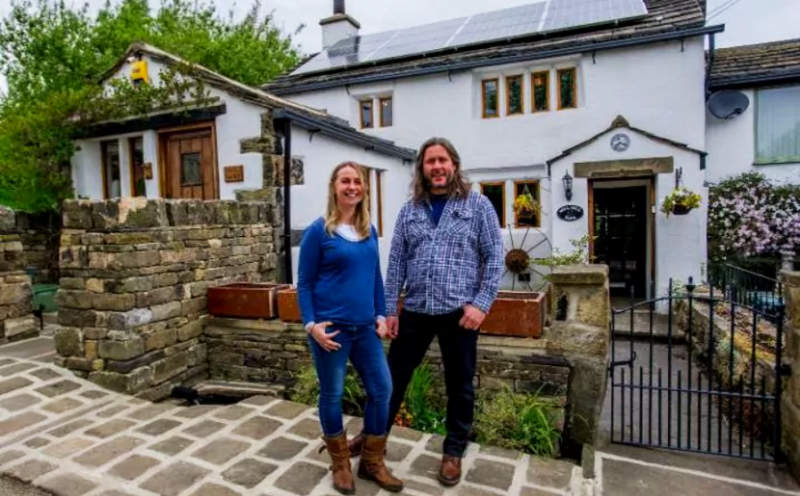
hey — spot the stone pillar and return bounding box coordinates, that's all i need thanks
[547,264,610,478]
[55,198,279,400]
[782,270,800,479]
[0,206,37,343]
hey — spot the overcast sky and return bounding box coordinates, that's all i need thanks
[0,0,797,90]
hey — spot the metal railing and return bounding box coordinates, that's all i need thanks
[707,262,783,314]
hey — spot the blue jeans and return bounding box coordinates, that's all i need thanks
[308,323,392,437]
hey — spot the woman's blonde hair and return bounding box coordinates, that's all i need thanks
[324,161,371,238]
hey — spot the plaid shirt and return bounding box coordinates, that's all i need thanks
[385,191,503,316]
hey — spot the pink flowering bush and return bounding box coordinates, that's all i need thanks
[708,173,800,259]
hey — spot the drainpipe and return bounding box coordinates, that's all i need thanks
[705,32,716,99]
[278,118,293,284]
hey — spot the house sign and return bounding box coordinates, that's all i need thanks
[610,133,630,152]
[557,205,584,221]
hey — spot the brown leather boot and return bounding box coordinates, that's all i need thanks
[437,454,461,487]
[323,432,355,495]
[357,434,403,492]
[348,431,364,458]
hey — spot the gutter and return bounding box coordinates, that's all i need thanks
[271,108,416,161]
[709,69,800,91]
[270,24,725,96]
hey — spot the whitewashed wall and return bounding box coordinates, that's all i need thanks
[706,87,800,185]
[288,126,412,283]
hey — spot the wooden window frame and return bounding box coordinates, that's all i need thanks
[359,99,374,129]
[480,181,506,227]
[379,97,392,127]
[505,75,524,116]
[531,70,550,113]
[100,139,121,200]
[481,78,500,118]
[513,179,541,228]
[376,170,384,236]
[129,136,145,197]
[556,67,577,110]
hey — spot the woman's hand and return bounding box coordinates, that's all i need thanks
[376,319,389,339]
[311,321,341,352]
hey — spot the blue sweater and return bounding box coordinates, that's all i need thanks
[297,217,386,327]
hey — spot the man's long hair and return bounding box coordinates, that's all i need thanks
[324,161,371,238]
[411,137,470,204]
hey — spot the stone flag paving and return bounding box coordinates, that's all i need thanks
[0,355,586,496]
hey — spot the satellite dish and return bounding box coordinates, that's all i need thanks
[708,90,750,120]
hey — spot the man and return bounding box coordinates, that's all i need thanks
[353,137,503,486]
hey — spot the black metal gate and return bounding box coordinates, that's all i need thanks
[608,278,786,460]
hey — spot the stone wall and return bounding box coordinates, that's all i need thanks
[54,198,279,400]
[781,271,800,479]
[0,207,37,343]
[17,210,61,284]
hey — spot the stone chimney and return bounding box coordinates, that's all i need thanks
[320,0,360,49]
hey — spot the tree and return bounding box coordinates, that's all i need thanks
[0,0,302,212]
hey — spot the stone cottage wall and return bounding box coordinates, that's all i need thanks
[781,271,800,479]
[0,207,37,343]
[54,198,279,400]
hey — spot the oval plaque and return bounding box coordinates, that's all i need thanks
[557,204,584,221]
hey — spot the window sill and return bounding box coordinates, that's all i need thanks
[753,160,800,166]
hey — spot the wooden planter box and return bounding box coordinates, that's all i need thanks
[480,290,547,338]
[277,287,303,323]
[207,283,289,319]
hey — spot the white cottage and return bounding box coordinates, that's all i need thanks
[706,39,800,185]
[69,43,415,281]
[266,0,722,299]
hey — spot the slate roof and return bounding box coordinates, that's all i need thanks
[97,43,415,160]
[265,0,719,95]
[708,38,800,90]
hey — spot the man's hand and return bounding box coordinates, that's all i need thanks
[310,322,341,352]
[459,304,486,330]
[376,319,390,339]
[386,316,399,339]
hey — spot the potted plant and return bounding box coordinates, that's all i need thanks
[661,187,701,216]
[513,190,541,219]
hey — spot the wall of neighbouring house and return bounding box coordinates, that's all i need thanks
[782,271,800,480]
[705,87,800,185]
[0,207,37,344]
[54,198,279,399]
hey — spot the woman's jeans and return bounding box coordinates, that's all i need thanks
[308,323,392,437]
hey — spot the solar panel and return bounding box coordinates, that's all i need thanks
[292,0,647,76]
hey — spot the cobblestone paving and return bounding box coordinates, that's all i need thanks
[0,355,586,496]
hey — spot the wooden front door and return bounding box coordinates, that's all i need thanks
[162,127,218,199]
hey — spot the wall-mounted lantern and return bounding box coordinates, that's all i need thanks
[562,171,573,201]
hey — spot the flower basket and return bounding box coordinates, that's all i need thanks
[513,191,541,219]
[661,187,701,217]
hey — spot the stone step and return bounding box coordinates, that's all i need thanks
[192,380,285,399]
[42,312,58,326]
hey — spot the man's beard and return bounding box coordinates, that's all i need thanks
[425,172,454,191]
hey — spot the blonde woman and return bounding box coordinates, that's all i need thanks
[297,162,403,494]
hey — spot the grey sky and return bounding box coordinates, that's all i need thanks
[0,0,797,90]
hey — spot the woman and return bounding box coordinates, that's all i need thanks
[297,161,403,494]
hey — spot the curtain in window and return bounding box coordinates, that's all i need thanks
[756,86,800,163]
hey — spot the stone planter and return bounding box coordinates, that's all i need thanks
[277,287,302,323]
[481,290,547,338]
[207,283,289,319]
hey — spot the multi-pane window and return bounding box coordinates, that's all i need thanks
[360,99,374,128]
[557,68,577,110]
[481,182,505,227]
[482,78,499,118]
[755,85,800,164]
[506,75,523,115]
[532,71,549,112]
[514,180,541,228]
[379,97,393,127]
[101,140,121,199]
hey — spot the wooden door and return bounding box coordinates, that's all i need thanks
[163,128,217,199]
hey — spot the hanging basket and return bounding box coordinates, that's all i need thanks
[671,204,692,215]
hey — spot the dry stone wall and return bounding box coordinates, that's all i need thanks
[0,206,37,343]
[781,271,800,480]
[54,198,279,400]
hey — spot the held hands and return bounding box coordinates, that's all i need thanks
[310,321,341,352]
[376,319,390,339]
[459,304,486,330]
[386,316,399,339]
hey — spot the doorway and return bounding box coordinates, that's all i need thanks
[590,180,651,298]
[159,124,218,199]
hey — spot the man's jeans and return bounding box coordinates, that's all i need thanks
[386,309,478,457]
[308,323,392,436]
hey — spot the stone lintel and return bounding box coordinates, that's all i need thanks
[319,13,361,28]
[549,265,608,285]
[574,156,673,178]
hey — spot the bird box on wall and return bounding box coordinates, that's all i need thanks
[131,60,148,84]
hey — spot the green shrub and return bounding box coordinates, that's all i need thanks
[397,361,447,435]
[473,388,561,456]
[288,364,365,417]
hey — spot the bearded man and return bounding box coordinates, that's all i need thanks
[351,136,503,486]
